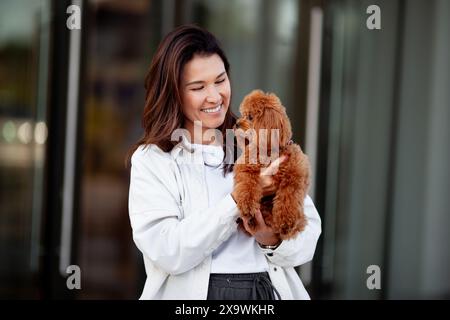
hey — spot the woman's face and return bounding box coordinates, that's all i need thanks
[180,53,231,141]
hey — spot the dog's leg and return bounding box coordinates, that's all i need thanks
[272,183,307,240]
[233,165,262,230]
[269,145,310,239]
[271,151,309,239]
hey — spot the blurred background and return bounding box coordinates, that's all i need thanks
[0,0,448,299]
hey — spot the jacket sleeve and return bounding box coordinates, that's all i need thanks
[128,148,239,276]
[259,195,322,267]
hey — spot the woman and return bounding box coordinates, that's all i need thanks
[127,24,321,300]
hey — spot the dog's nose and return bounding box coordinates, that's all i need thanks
[235,121,240,128]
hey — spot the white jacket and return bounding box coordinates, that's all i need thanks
[128,136,322,300]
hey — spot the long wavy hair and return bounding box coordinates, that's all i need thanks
[125,24,238,175]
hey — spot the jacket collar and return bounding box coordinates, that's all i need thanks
[170,130,224,167]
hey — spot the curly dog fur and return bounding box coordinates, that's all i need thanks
[233,90,310,240]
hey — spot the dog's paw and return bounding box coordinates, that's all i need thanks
[276,212,306,240]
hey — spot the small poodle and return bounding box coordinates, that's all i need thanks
[233,90,310,240]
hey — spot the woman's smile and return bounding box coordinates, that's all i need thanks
[201,103,223,114]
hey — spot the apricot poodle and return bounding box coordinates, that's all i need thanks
[233,90,310,240]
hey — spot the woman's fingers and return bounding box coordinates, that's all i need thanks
[254,209,266,227]
[260,175,272,189]
[241,216,253,235]
[242,210,266,234]
[261,183,277,197]
[242,211,280,245]
[260,155,288,195]
[260,155,288,176]
[238,219,252,236]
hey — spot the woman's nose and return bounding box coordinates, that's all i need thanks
[205,86,221,104]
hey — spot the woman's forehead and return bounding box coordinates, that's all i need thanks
[182,54,225,82]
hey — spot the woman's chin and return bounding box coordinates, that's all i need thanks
[204,121,224,130]
[201,116,226,129]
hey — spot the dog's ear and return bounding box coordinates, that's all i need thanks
[255,105,292,148]
[241,90,292,149]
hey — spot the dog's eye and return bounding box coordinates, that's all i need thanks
[247,115,253,121]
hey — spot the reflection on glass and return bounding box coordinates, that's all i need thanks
[0,0,50,298]
[77,0,158,299]
[188,0,300,113]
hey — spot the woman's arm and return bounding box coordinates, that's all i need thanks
[258,195,322,267]
[129,149,239,275]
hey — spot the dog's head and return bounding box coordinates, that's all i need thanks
[234,90,292,150]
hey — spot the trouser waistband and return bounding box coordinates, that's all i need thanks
[208,272,282,300]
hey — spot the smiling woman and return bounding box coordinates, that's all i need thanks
[125,24,237,176]
[126,24,322,300]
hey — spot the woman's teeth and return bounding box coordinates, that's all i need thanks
[201,104,222,113]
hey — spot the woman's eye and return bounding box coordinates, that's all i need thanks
[191,87,204,91]
[216,78,225,84]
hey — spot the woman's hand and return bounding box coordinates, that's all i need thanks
[241,209,281,247]
[231,155,288,201]
[260,155,288,197]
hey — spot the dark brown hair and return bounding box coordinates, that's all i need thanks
[125,24,238,175]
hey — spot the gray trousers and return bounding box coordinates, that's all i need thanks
[206,272,282,300]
